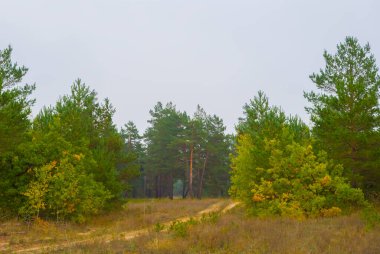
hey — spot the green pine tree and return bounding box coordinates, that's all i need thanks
[304,37,380,192]
[0,46,35,213]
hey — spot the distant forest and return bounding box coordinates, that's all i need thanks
[1,36,379,222]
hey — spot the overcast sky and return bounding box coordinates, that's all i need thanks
[1,0,380,133]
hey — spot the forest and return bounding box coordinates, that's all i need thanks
[0,45,232,223]
[1,37,380,253]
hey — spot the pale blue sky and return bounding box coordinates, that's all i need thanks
[1,0,380,133]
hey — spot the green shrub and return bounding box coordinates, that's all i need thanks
[361,205,380,229]
[154,222,165,233]
[200,212,220,224]
[169,221,189,238]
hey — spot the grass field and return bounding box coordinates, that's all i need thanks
[0,198,224,253]
[1,199,380,254]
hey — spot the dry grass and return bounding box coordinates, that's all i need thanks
[84,198,222,236]
[61,205,380,254]
[0,198,221,253]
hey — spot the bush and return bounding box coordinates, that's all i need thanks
[154,222,165,233]
[169,221,189,238]
[361,205,380,229]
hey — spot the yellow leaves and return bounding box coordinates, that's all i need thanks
[278,201,305,220]
[73,153,84,161]
[320,175,331,186]
[251,179,275,202]
[281,192,290,201]
[253,193,265,202]
[66,203,76,213]
[306,144,313,154]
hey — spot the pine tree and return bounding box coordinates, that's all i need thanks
[144,102,185,198]
[305,37,380,192]
[0,46,35,212]
[120,121,145,197]
[0,46,35,154]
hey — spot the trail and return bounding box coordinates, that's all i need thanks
[10,200,239,254]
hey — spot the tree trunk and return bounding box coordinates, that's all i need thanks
[169,173,174,199]
[196,169,200,199]
[143,175,147,198]
[188,144,194,198]
[156,174,162,198]
[155,175,158,198]
[198,151,208,199]
[182,144,188,198]
[182,170,187,198]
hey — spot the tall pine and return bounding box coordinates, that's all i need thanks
[305,37,380,192]
[0,46,35,213]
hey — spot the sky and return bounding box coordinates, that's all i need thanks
[1,0,380,134]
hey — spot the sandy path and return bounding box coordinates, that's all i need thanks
[10,200,239,253]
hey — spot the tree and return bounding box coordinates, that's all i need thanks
[144,102,186,198]
[121,121,144,154]
[20,153,112,222]
[0,46,35,154]
[186,106,231,198]
[305,37,380,192]
[120,121,144,197]
[185,106,206,198]
[230,91,365,217]
[0,46,35,213]
[199,114,231,198]
[53,80,127,198]
[230,91,293,205]
[143,103,231,199]
[18,79,136,221]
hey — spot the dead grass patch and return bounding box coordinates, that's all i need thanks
[0,198,220,253]
[64,205,380,254]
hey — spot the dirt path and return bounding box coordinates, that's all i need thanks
[10,200,239,253]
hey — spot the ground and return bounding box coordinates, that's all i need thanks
[1,199,379,254]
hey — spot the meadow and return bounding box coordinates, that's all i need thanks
[1,199,379,254]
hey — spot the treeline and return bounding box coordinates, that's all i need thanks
[1,36,379,222]
[0,46,232,222]
[124,103,232,199]
[230,37,380,218]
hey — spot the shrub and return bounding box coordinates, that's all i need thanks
[200,212,220,224]
[169,221,189,238]
[154,222,165,233]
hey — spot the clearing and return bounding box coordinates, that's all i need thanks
[1,199,380,254]
[0,198,233,253]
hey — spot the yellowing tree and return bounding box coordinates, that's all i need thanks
[20,153,112,222]
[230,92,366,218]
